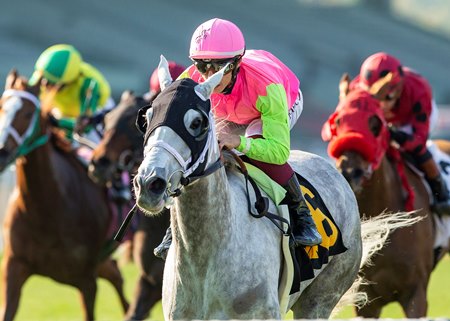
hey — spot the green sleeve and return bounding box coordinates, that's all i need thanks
[80,78,100,115]
[236,84,291,165]
[178,69,190,79]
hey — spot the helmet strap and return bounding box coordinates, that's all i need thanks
[221,54,243,95]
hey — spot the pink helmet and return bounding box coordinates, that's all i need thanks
[189,18,245,59]
[359,52,404,90]
[149,61,186,93]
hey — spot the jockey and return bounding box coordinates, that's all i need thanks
[154,18,322,259]
[29,44,114,142]
[350,52,450,216]
[143,61,186,102]
[29,44,130,202]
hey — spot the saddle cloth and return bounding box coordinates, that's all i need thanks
[245,163,347,311]
[427,141,450,249]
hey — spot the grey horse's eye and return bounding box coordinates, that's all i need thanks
[184,109,207,138]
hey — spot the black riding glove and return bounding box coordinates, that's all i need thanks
[388,126,412,146]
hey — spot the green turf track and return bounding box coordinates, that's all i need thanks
[1,255,449,320]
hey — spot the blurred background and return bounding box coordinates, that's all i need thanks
[1,0,450,246]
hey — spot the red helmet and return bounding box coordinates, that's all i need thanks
[359,52,404,95]
[149,61,186,93]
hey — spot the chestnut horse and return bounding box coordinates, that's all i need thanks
[322,88,449,317]
[89,91,169,321]
[0,70,129,321]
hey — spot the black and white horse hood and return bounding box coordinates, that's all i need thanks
[140,55,227,167]
[146,78,211,156]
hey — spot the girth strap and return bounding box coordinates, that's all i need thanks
[226,150,291,236]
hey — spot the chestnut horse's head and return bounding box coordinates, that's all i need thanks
[89,90,147,185]
[0,69,48,172]
[322,89,390,193]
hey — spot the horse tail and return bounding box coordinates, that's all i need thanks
[333,210,423,314]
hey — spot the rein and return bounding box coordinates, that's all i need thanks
[227,150,291,236]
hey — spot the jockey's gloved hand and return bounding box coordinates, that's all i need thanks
[74,115,92,134]
[388,125,411,146]
[48,114,59,127]
[90,112,106,125]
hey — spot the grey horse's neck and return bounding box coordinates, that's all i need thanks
[172,168,230,263]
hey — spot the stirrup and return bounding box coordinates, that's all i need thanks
[154,244,169,260]
[154,227,172,260]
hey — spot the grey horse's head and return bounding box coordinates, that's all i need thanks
[134,55,227,214]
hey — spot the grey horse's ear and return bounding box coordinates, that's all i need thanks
[194,63,228,101]
[158,55,173,92]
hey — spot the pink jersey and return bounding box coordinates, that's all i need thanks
[186,49,300,125]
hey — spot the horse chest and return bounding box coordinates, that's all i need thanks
[165,254,280,320]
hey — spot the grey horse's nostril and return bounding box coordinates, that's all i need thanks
[148,177,167,195]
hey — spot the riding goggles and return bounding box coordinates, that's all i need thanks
[192,58,236,75]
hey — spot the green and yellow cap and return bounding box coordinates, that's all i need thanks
[29,44,82,86]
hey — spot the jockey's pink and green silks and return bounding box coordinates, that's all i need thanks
[181,49,300,165]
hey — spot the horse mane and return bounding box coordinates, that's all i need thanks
[48,129,86,171]
[221,150,245,175]
[49,128,73,153]
[104,91,146,132]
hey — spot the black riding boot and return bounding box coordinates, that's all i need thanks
[428,174,450,216]
[154,226,172,260]
[284,174,322,247]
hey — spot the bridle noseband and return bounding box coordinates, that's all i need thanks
[0,89,49,159]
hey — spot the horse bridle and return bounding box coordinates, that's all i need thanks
[117,148,142,173]
[0,89,49,158]
[144,119,223,197]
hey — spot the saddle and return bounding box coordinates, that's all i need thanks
[389,141,450,251]
[241,161,347,294]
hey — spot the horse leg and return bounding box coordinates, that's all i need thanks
[117,240,134,266]
[97,258,129,313]
[77,277,97,321]
[0,257,31,321]
[399,284,428,317]
[355,297,383,317]
[354,282,384,317]
[291,246,361,318]
[125,276,161,321]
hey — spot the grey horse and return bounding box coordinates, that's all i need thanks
[133,56,409,320]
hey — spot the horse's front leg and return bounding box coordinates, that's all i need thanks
[125,276,162,321]
[400,283,428,317]
[0,256,31,321]
[77,277,97,321]
[97,258,129,313]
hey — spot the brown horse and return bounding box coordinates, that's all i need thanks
[89,91,169,321]
[0,70,129,321]
[322,88,449,317]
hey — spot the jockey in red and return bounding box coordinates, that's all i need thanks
[144,61,186,102]
[351,52,450,216]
